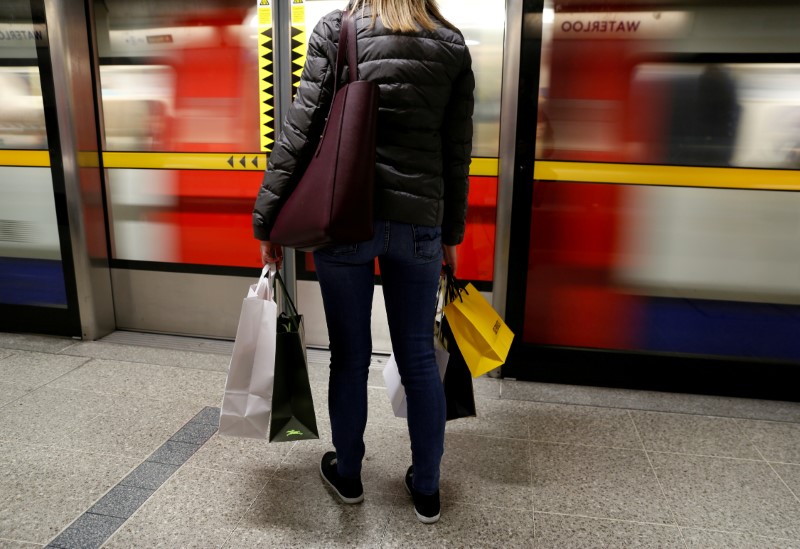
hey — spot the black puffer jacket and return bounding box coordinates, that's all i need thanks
[253,7,474,245]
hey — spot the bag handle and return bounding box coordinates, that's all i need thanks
[436,265,467,343]
[254,264,276,300]
[314,11,359,158]
[273,270,302,330]
[442,264,467,305]
[334,11,359,89]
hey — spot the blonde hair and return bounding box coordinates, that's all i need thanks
[348,0,457,33]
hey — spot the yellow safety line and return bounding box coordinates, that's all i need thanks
[101,152,501,177]
[78,151,101,168]
[5,151,794,191]
[534,161,800,191]
[102,152,267,171]
[470,157,499,177]
[0,149,499,176]
[0,150,50,167]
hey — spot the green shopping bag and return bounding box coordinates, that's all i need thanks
[268,272,319,443]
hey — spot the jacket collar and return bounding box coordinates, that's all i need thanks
[345,2,374,18]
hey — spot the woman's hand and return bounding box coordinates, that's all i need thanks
[260,241,283,270]
[442,244,458,275]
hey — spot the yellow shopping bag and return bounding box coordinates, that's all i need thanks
[443,283,514,378]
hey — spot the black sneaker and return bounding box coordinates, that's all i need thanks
[404,466,441,524]
[320,451,364,504]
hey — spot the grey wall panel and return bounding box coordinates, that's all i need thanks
[111,270,250,339]
[111,271,395,352]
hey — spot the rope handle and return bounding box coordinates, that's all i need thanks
[442,264,468,305]
[273,270,302,331]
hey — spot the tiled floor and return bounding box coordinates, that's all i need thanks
[1,331,800,548]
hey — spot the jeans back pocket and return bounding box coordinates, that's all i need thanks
[412,224,442,260]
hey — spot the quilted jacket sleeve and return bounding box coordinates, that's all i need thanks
[252,14,339,241]
[440,45,475,246]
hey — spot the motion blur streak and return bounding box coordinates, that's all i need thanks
[527,1,800,361]
[93,0,503,279]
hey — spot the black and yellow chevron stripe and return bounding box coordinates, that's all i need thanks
[258,0,275,153]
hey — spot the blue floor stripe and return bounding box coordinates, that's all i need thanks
[46,407,220,549]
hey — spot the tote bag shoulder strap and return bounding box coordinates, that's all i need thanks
[334,12,360,92]
[343,13,359,82]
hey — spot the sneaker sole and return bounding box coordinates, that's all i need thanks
[414,508,441,524]
[319,462,364,504]
[404,476,440,524]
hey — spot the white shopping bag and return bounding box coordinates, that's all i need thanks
[383,338,449,418]
[219,265,278,438]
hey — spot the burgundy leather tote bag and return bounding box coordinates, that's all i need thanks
[270,12,379,251]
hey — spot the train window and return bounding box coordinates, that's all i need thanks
[95,0,260,153]
[628,63,800,169]
[0,67,46,150]
[299,0,504,158]
[440,0,505,158]
[95,0,509,156]
[537,1,800,169]
[726,64,800,169]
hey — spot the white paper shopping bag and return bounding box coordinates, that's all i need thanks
[383,354,407,418]
[383,339,449,418]
[219,266,278,438]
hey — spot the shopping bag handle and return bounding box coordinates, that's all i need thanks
[254,264,277,300]
[273,270,302,330]
[442,264,467,305]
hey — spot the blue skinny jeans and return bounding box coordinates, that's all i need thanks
[313,220,445,495]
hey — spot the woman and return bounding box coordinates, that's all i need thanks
[252,0,473,524]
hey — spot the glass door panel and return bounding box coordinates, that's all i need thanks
[93,0,272,337]
[505,0,800,392]
[92,0,508,340]
[95,0,264,269]
[0,1,75,334]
